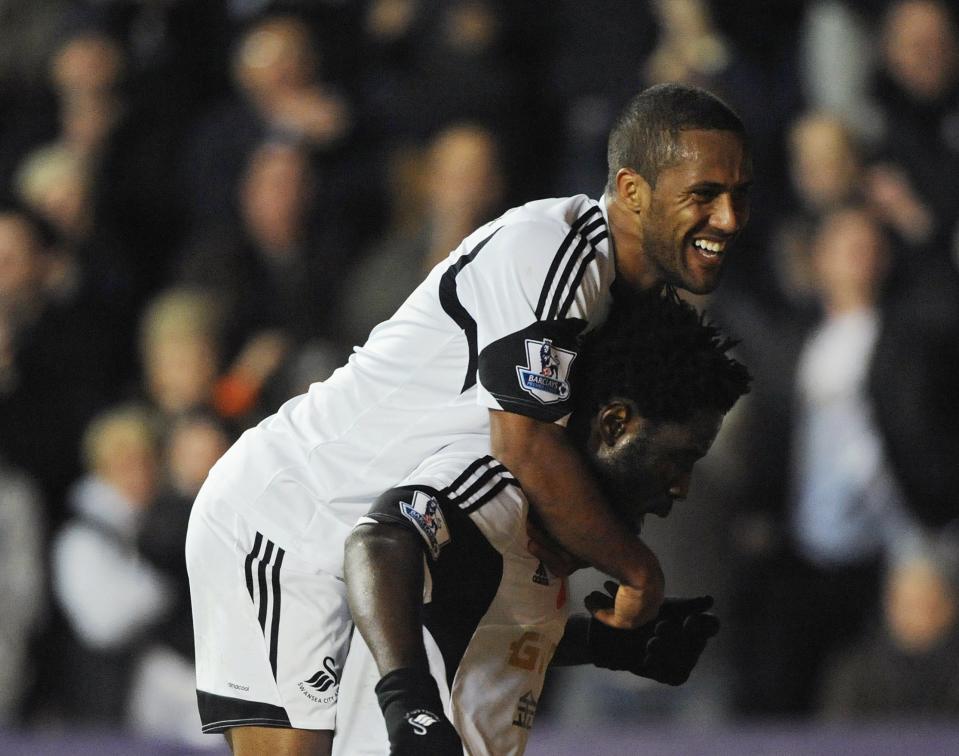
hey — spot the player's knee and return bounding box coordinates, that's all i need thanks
[225,725,333,756]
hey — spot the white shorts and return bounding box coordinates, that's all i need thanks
[186,439,497,737]
[186,492,353,733]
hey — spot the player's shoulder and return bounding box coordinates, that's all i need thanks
[498,194,603,236]
[469,194,607,266]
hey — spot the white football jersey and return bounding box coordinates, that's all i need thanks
[336,447,569,756]
[204,194,614,575]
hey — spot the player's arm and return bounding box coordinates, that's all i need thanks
[345,517,462,755]
[551,583,720,686]
[491,409,664,627]
[345,522,429,674]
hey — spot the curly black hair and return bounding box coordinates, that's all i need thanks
[574,287,751,424]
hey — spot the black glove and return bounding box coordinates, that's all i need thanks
[375,667,463,755]
[585,582,720,686]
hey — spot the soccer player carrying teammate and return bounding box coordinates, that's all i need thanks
[341,290,750,755]
[185,83,751,755]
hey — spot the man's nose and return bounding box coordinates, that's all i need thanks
[711,193,744,234]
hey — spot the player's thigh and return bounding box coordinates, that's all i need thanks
[225,725,333,756]
[187,492,353,736]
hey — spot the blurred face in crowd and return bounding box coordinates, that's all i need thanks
[883,0,959,101]
[789,114,861,212]
[234,16,317,99]
[0,213,44,310]
[166,416,231,497]
[90,415,159,508]
[145,334,219,415]
[587,402,723,524]
[628,129,751,295]
[886,557,958,652]
[50,32,124,98]
[17,145,92,240]
[427,125,503,222]
[811,208,890,311]
[241,142,314,253]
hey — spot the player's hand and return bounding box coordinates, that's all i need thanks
[585,582,720,686]
[585,572,664,629]
[375,667,463,755]
[525,518,586,577]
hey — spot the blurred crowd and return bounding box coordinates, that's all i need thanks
[0,0,958,745]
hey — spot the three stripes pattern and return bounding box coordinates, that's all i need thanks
[441,455,520,513]
[534,205,608,321]
[244,532,285,681]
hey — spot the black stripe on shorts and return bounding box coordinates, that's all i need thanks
[197,689,292,733]
[244,532,285,681]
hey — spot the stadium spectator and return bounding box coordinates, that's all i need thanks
[821,543,959,718]
[137,287,225,425]
[771,112,865,307]
[729,206,959,716]
[0,202,116,518]
[129,412,234,748]
[798,0,885,144]
[182,11,371,236]
[50,403,171,725]
[47,22,186,305]
[177,137,355,418]
[0,457,45,725]
[866,0,959,253]
[337,122,506,347]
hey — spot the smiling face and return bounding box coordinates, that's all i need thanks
[620,129,752,295]
[587,402,723,524]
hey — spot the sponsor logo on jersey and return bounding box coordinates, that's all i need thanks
[532,560,550,586]
[298,656,339,704]
[507,631,555,674]
[399,490,451,559]
[406,709,442,735]
[516,338,576,404]
[513,691,538,730]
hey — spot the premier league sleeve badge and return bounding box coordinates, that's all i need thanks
[399,490,452,559]
[515,338,576,404]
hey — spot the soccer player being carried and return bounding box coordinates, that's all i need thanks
[340,290,751,755]
[185,83,751,755]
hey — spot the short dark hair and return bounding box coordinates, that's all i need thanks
[575,287,751,424]
[606,83,747,191]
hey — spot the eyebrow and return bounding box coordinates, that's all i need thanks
[691,180,753,191]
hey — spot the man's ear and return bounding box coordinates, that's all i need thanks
[597,400,635,446]
[614,168,652,214]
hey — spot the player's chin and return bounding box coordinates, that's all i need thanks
[680,246,726,294]
[645,496,674,518]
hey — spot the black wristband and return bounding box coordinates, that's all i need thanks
[375,666,444,713]
[375,667,461,755]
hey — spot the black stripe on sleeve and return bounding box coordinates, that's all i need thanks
[444,462,513,506]
[438,227,502,393]
[460,476,520,514]
[534,206,600,320]
[544,235,588,321]
[445,455,495,494]
[556,248,598,319]
[269,547,285,680]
